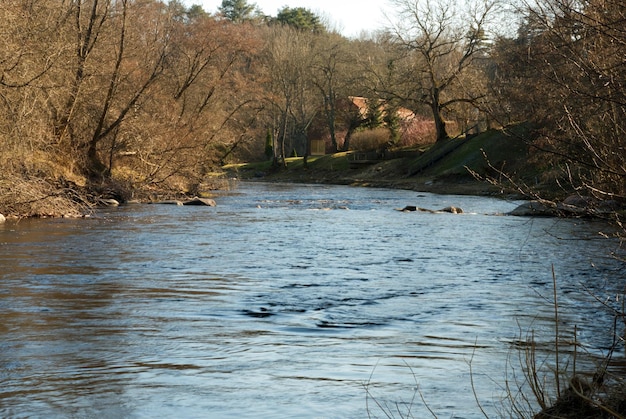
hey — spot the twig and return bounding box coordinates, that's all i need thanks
[552,264,561,398]
[363,361,393,419]
[469,338,489,418]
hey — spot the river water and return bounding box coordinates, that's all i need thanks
[0,182,624,418]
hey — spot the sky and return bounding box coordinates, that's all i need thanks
[182,0,393,37]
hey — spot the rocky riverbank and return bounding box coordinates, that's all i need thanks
[226,127,624,220]
[2,126,622,220]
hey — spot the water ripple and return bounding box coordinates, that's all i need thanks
[0,182,622,418]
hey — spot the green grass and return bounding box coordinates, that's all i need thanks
[408,124,533,180]
[224,153,352,178]
[224,124,538,193]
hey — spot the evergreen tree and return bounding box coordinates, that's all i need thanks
[186,4,208,21]
[265,129,273,160]
[219,0,257,23]
[274,7,324,32]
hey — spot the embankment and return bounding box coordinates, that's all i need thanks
[226,125,543,199]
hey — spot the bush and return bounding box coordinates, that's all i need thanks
[350,128,390,151]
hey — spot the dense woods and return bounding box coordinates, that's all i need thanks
[493,0,626,207]
[0,0,624,218]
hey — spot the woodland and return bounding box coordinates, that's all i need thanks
[0,0,624,220]
[1,1,626,416]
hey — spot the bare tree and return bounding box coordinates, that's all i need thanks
[384,0,497,142]
[263,25,321,165]
[310,32,362,152]
[163,17,264,173]
[44,0,171,178]
[493,0,626,206]
[107,11,263,190]
[0,0,65,159]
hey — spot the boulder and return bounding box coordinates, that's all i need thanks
[559,195,620,216]
[596,199,621,213]
[556,202,588,216]
[562,195,594,207]
[396,205,463,214]
[182,197,216,207]
[156,200,185,205]
[508,200,557,216]
[509,197,623,217]
[154,197,216,206]
[557,194,596,216]
[99,198,120,207]
[0,213,5,223]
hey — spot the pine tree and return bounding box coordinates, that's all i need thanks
[218,0,257,23]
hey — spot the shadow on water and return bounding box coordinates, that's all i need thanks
[0,182,623,418]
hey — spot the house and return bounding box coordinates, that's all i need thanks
[348,96,416,122]
[307,96,418,156]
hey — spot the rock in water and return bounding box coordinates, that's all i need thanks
[154,197,216,206]
[99,198,120,207]
[396,205,463,214]
[508,200,556,216]
[183,197,216,206]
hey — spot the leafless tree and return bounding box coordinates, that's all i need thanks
[262,25,321,165]
[383,0,497,142]
[493,0,626,207]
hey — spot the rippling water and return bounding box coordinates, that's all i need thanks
[0,182,623,418]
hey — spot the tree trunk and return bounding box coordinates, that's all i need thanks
[431,89,449,142]
[433,108,448,142]
[341,128,353,152]
[324,94,339,153]
[87,141,107,178]
[279,117,288,167]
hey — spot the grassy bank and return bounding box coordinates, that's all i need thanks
[225,125,546,199]
[0,124,609,218]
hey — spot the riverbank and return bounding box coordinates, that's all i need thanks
[225,126,549,200]
[1,125,620,220]
[226,127,626,219]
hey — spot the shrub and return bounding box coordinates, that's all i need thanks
[350,128,390,151]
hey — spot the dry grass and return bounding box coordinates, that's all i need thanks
[362,265,626,419]
[351,128,391,151]
[502,266,626,419]
[0,144,91,217]
[0,175,89,217]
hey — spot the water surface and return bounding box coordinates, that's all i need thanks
[0,182,623,418]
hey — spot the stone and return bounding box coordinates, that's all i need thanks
[182,197,216,207]
[0,213,5,223]
[155,200,184,205]
[596,199,620,213]
[562,195,593,207]
[441,206,463,214]
[154,197,216,206]
[396,205,463,214]
[508,200,557,216]
[556,202,588,215]
[99,198,120,207]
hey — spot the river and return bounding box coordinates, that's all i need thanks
[0,182,624,418]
